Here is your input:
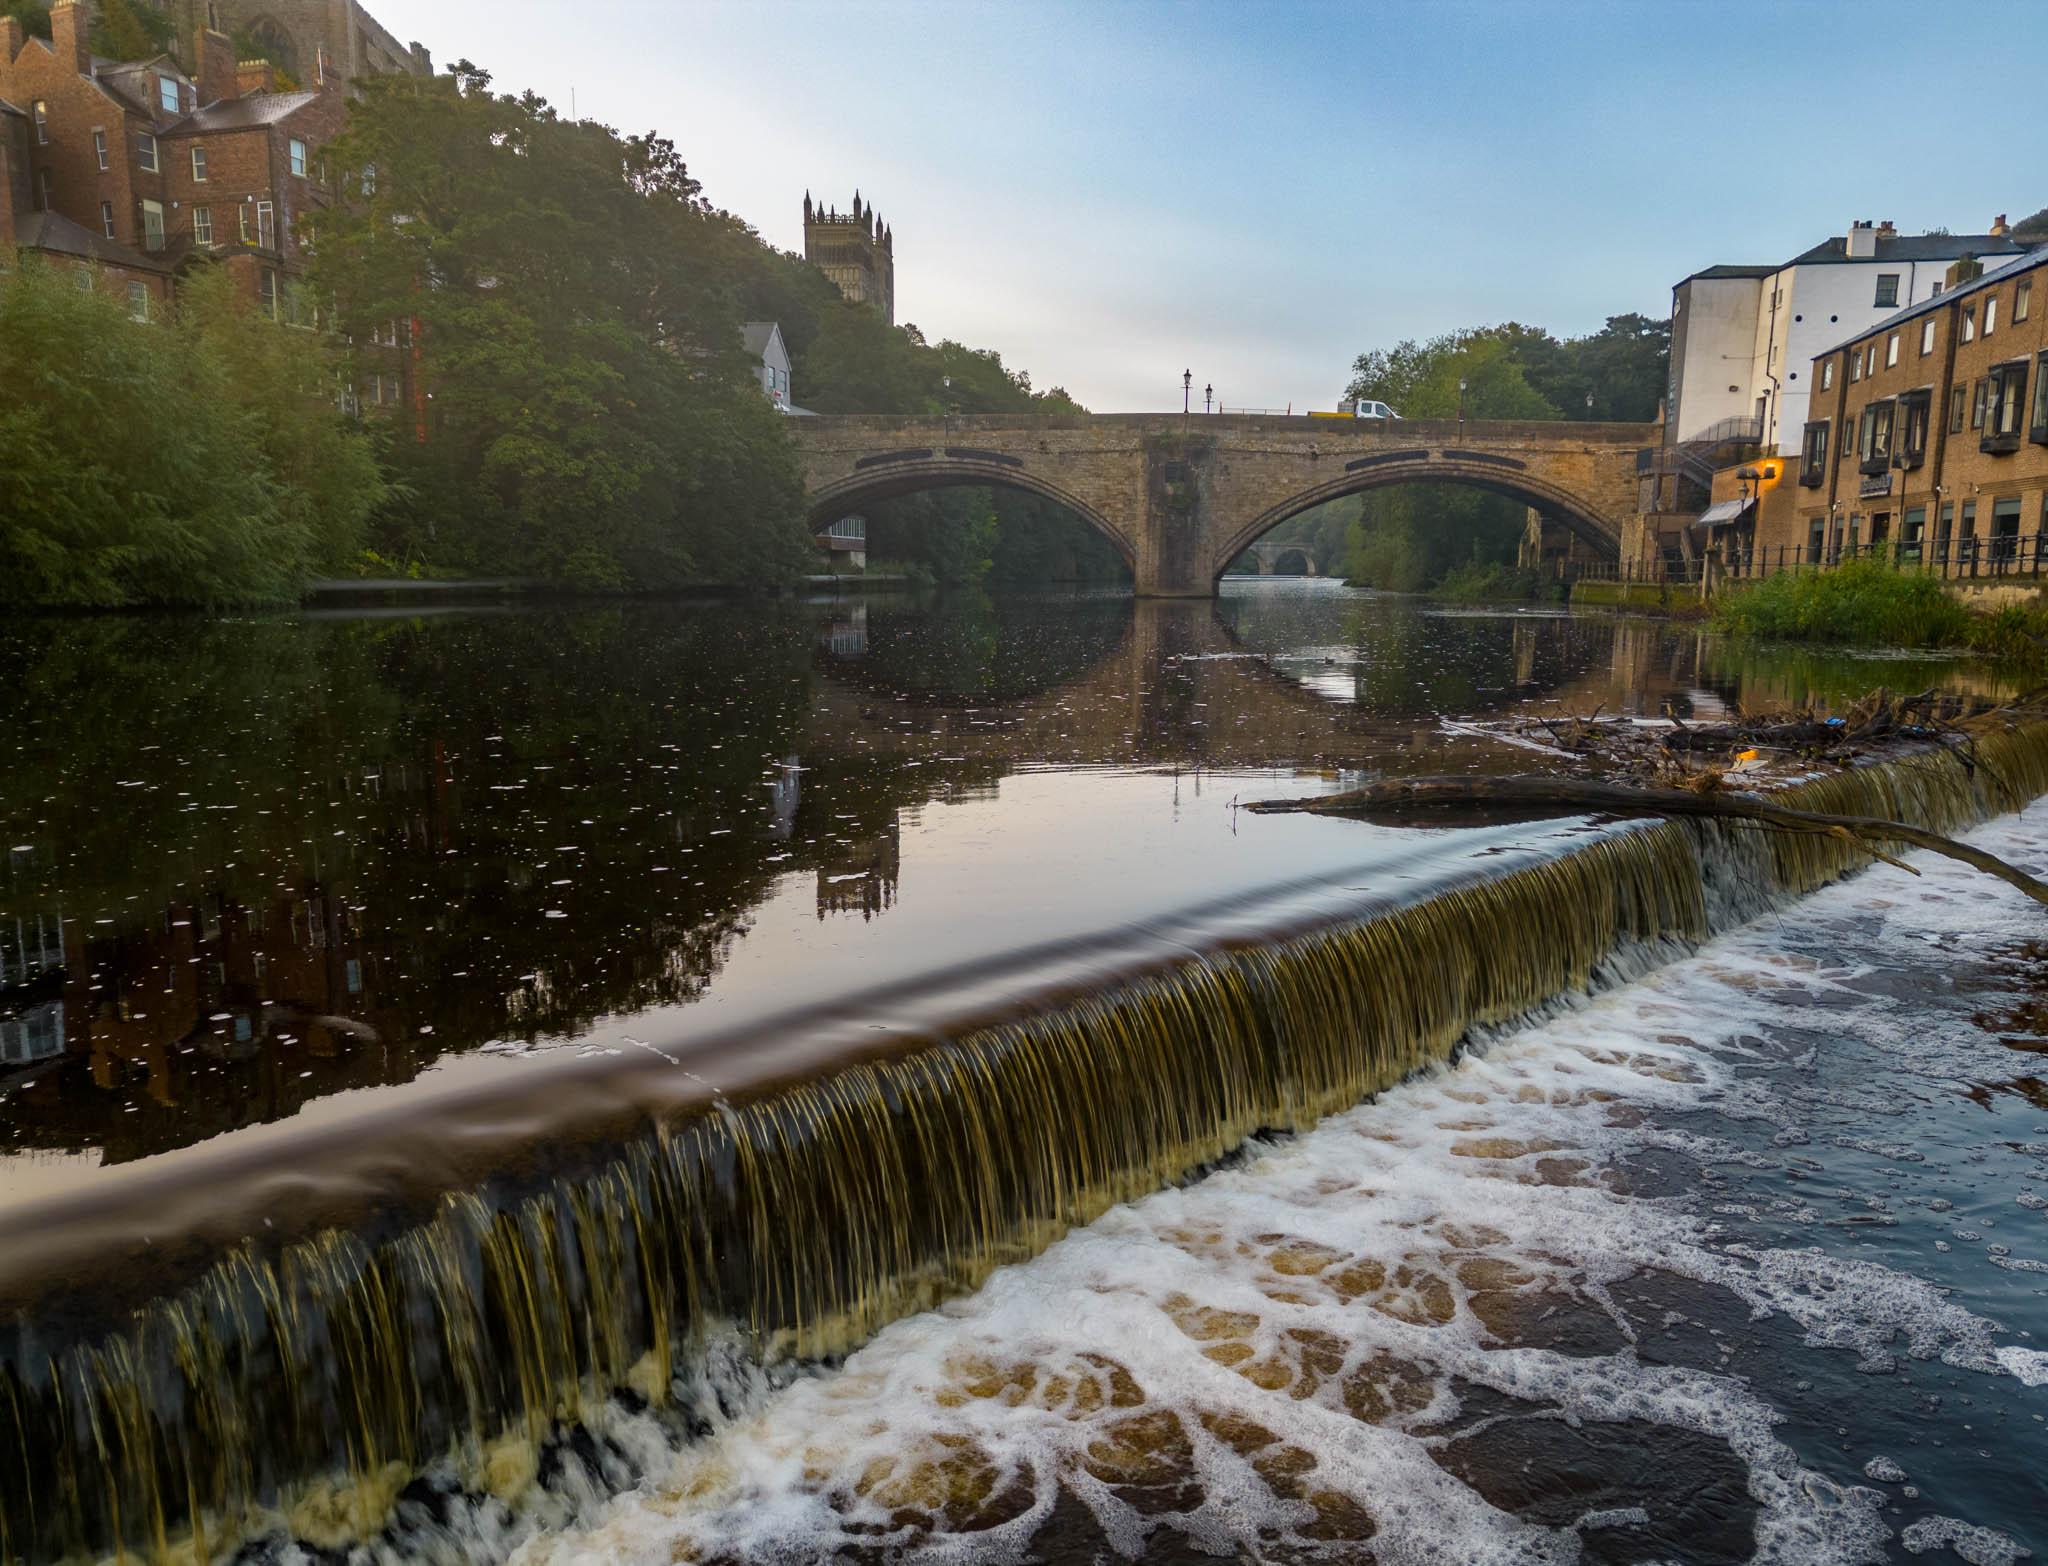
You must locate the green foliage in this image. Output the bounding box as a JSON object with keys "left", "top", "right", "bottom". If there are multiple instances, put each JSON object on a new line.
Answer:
{"left": 308, "top": 63, "right": 812, "bottom": 590}
{"left": 89, "top": 0, "right": 174, "bottom": 60}
{"left": 2013, "top": 207, "right": 2048, "bottom": 243}
{"left": 1961, "top": 603, "right": 2048, "bottom": 667}
{"left": 1344, "top": 485, "right": 1528, "bottom": 592}
{"left": 1345, "top": 330, "right": 1556, "bottom": 422}
{"left": 1711, "top": 560, "right": 1974, "bottom": 648}
{"left": 0, "top": 1, "right": 51, "bottom": 41}
{"left": 1434, "top": 562, "right": 1556, "bottom": 603}
{"left": 867, "top": 489, "right": 998, "bottom": 587}
{"left": 0, "top": 259, "right": 380, "bottom": 607}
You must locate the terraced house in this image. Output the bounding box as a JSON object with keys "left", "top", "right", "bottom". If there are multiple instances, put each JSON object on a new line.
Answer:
{"left": 1785, "top": 244, "right": 2048, "bottom": 575}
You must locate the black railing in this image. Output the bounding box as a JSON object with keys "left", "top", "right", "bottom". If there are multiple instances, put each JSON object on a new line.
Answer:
{"left": 1712, "top": 531, "right": 2048, "bottom": 582}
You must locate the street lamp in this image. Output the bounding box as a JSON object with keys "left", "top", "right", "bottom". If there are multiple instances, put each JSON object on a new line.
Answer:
{"left": 1182, "top": 369, "right": 1192, "bottom": 432}
{"left": 1585, "top": 392, "right": 1594, "bottom": 418}
{"left": 1205, "top": 383, "right": 1213, "bottom": 415}
{"left": 942, "top": 374, "right": 954, "bottom": 436}
{"left": 1457, "top": 376, "right": 1468, "bottom": 438}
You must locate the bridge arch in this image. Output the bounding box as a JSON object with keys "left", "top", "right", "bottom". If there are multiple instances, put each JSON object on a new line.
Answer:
{"left": 1212, "top": 456, "right": 1620, "bottom": 587}
{"left": 804, "top": 457, "right": 1134, "bottom": 569}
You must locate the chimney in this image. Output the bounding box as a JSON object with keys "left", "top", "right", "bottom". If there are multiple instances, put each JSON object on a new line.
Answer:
{"left": 1947, "top": 255, "right": 1984, "bottom": 289}
{"left": 237, "top": 59, "right": 279, "bottom": 95}
{"left": 1875, "top": 219, "right": 1896, "bottom": 240}
{"left": 1990, "top": 213, "right": 2010, "bottom": 238}
{"left": 0, "top": 13, "right": 23, "bottom": 66}
{"left": 1845, "top": 219, "right": 1877, "bottom": 260}
{"left": 50, "top": 0, "right": 90, "bottom": 74}
{"left": 197, "top": 27, "right": 237, "bottom": 104}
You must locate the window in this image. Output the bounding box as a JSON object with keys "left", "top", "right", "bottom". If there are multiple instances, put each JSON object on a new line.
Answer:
{"left": 238, "top": 204, "right": 249, "bottom": 243}
{"left": 1920, "top": 318, "right": 1936, "bottom": 356}
{"left": 1858, "top": 399, "right": 1895, "bottom": 471}
{"left": 2032, "top": 351, "right": 2048, "bottom": 442}
{"left": 1885, "top": 332, "right": 1900, "bottom": 368}
{"left": 1900, "top": 391, "right": 1931, "bottom": 468}
{"left": 159, "top": 75, "right": 181, "bottom": 115}
{"left": 258, "top": 268, "right": 278, "bottom": 319}
{"left": 290, "top": 138, "right": 308, "bottom": 178}
{"left": 1874, "top": 273, "right": 1900, "bottom": 308}
{"left": 137, "top": 132, "right": 158, "bottom": 173}
{"left": 1991, "top": 497, "right": 2022, "bottom": 562}
{"left": 191, "top": 145, "right": 207, "bottom": 182}
{"left": 32, "top": 101, "right": 47, "bottom": 144}
{"left": 1983, "top": 361, "right": 2028, "bottom": 450}
{"left": 361, "top": 164, "right": 377, "bottom": 195}
{"left": 139, "top": 199, "right": 164, "bottom": 251}
{"left": 1937, "top": 502, "right": 1954, "bottom": 557}
{"left": 99, "top": 200, "right": 114, "bottom": 239}
{"left": 1962, "top": 307, "right": 1976, "bottom": 343}
{"left": 2019, "top": 279, "right": 2033, "bottom": 324}
{"left": 256, "top": 200, "right": 275, "bottom": 250}
{"left": 1972, "top": 378, "right": 1988, "bottom": 429}
{"left": 1985, "top": 296, "right": 1999, "bottom": 336}
{"left": 1800, "top": 421, "right": 1829, "bottom": 486}
{"left": 127, "top": 282, "right": 149, "bottom": 322}
{"left": 94, "top": 129, "right": 109, "bottom": 169}
{"left": 1961, "top": 500, "right": 1976, "bottom": 541}
{"left": 1821, "top": 359, "right": 1835, "bottom": 391}
{"left": 72, "top": 268, "right": 92, "bottom": 293}
{"left": 192, "top": 205, "right": 212, "bottom": 246}
{"left": 35, "top": 168, "right": 50, "bottom": 211}
{"left": 1950, "top": 385, "right": 1967, "bottom": 433}
{"left": 1850, "top": 349, "right": 1863, "bottom": 383}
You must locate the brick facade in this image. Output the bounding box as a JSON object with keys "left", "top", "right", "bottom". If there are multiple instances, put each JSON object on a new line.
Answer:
{"left": 1793, "top": 247, "right": 2048, "bottom": 570}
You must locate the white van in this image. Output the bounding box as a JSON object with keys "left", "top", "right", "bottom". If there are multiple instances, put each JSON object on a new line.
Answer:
{"left": 1338, "top": 398, "right": 1402, "bottom": 420}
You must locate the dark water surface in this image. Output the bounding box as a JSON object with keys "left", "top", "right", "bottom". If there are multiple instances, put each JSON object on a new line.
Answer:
{"left": 2, "top": 582, "right": 2042, "bottom": 1564}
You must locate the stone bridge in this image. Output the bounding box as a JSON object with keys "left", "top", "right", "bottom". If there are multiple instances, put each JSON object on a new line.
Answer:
{"left": 791, "top": 413, "right": 1654, "bottom": 597}
{"left": 1236, "top": 540, "right": 1322, "bottom": 576}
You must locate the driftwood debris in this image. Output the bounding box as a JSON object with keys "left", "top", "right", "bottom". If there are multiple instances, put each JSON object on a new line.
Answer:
{"left": 1247, "top": 774, "right": 2048, "bottom": 908}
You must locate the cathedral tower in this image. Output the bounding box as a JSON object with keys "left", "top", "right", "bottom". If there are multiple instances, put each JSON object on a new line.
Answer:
{"left": 802, "top": 190, "right": 894, "bottom": 327}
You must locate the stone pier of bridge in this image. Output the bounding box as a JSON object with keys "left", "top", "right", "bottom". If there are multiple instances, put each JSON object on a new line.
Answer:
{"left": 791, "top": 413, "right": 1654, "bottom": 598}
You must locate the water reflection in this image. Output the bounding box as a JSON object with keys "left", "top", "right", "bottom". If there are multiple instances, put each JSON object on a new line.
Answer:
{"left": 0, "top": 585, "right": 2025, "bottom": 1183}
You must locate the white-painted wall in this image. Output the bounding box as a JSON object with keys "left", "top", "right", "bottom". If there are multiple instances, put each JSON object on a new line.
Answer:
{"left": 1669, "top": 275, "right": 1762, "bottom": 444}
{"left": 1678, "top": 251, "right": 2029, "bottom": 456}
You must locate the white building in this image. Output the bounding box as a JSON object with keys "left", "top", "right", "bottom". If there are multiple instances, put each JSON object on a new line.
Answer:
{"left": 741, "top": 320, "right": 796, "bottom": 411}
{"left": 1667, "top": 218, "right": 2029, "bottom": 456}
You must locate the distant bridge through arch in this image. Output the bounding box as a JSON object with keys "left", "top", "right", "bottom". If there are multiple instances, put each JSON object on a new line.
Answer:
{"left": 1234, "top": 541, "right": 1321, "bottom": 576}
{"left": 791, "top": 413, "right": 1653, "bottom": 598}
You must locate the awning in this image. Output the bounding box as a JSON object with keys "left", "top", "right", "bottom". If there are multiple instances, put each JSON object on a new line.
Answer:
{"left": 1696, "top": 497, "right": 1756, "bottom": 529}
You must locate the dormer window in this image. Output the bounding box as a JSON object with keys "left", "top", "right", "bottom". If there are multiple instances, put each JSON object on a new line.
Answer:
{"left": 159, "top": 76, "right": 180, "bottom": 115}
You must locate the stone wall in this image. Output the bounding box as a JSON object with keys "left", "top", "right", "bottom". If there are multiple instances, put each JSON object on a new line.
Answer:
{"left": 795, "top": 414, "right": 1653, "bottom": 598}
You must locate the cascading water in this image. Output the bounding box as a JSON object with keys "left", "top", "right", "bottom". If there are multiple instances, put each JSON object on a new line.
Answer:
{"left": 5, "top": 721, "right": 2046, "bottom": 1564}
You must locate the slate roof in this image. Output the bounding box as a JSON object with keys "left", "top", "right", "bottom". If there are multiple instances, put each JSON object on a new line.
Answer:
{"left": 170, "top": 90, "right": 321, "bottom": 134}
{"left": 741, "top": 320, "right": 785, "bottom": 359}
{"left": 15, "top": 210, "right": 172, "bottom": 273}
{"left": 1787, "top": 232, "right": 2028, "bottom": 267}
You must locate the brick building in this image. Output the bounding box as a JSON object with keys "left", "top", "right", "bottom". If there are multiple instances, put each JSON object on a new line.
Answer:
{"left": 1, "top": 0, "right": 344, "bottom": 315}
{"left": 1779, "top": 244, "right": 2048, "bottom": 570}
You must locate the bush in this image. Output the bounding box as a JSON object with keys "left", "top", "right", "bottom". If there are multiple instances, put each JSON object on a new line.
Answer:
{"left": 1712, "top": 559, "right": 1974, "bottom": 648}
{"left": 0, "top": 260, "right": 380, "bottom": 607}
{"left": 1434, "top": 562, "right": 1556, "bottom": 603}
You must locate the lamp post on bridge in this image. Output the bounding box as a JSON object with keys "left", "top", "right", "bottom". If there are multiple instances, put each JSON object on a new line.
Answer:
{"left": 1182, "top": 369, "right": 1192, "bottom": 433}
{"left": 1457, "top": 377, "right": 1468, "bottom": 440}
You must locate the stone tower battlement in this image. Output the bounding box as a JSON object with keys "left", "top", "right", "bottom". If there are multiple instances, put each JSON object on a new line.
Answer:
{"left": 803, "top": 190, "right": 894, "bottom": 327}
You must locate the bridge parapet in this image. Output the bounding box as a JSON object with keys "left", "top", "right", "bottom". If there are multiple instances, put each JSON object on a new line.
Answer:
{"left": 792, "top": 414, "right": 1655, "bottom": 597}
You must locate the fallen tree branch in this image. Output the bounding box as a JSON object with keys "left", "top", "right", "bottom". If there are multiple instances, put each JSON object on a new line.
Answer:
{"left": 1247, "top": 775, "right": 2048, "bottom": 908}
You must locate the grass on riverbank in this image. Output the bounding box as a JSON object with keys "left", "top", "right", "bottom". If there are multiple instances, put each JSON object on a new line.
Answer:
{"left": 1712, "top": 559, "right": 2048, "bottom": 666}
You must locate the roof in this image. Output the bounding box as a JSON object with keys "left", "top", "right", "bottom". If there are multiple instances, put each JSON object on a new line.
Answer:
{"left": 1820, "top": 242, "right": 2048, "bottom": 356}
{"left": 169, "top": 90, "right": 321, "bottom": 133}
{"left": 1786, "top": 232, "right": 2028, "bottom": 267}
{"left": 0, "top": 97, "right": 25, "bottom": 118}
{"left": 15, "top": 210, "right": 171, "bottom": 273}
{"left": 1677, "top": 230, "right": 2029, "bottom": 291}
{"left": 740, "top": 320, "right": 785, "bottom": 358}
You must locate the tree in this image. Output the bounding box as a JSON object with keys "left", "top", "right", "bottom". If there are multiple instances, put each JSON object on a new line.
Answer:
{"left": 0, "top": 259, "right": 378, "bottom": 606}
{"left": 2014, "top": 207, "right": 2048, "bottom": 243}
{"left": 307, "top": 63, "right": 812, "bottom": 588}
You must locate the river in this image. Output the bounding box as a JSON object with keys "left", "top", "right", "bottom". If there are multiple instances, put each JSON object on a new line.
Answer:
{"left": 0, "top": 581, "right": 2042, "bottom": 1564}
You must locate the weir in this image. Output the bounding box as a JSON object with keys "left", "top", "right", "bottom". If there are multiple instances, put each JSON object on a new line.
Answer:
{"left": 5, "top": 725, "right": 2047, "bottom": 1563}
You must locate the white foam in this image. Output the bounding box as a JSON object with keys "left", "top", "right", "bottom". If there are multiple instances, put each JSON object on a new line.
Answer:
{"left": 469, "top": 803, "right": 2048, "bottom": 1564}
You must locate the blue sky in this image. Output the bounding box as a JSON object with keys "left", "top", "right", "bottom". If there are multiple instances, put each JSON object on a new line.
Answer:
{"left": 380, "top": 0, "right": 2047, "bottom": 412}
